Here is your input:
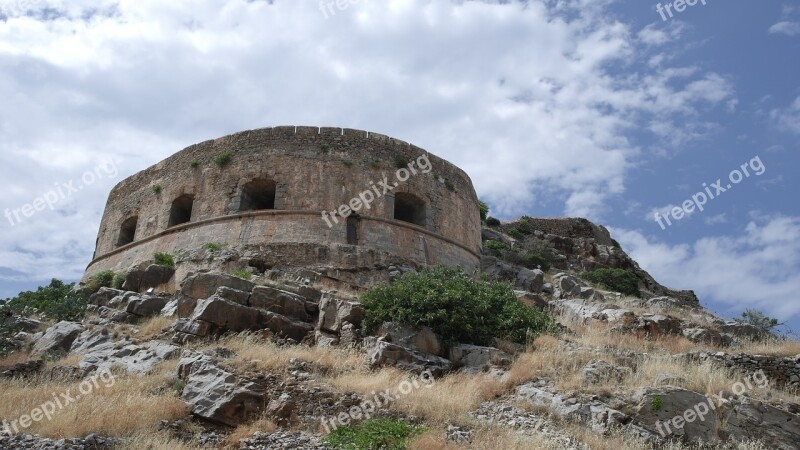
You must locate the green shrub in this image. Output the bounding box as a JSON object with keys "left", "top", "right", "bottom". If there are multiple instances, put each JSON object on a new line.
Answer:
{"left": 521, "top": 239, "right": 556, "bottom": 272}
{"left": 361, "top": 266, "right": 554, "bottom": 346}
{"left": 85, "top": 270, "right": 115, "bottom": 293}
{"left": 231, "top": 269, "right": 252, "bottom": 281}
{"left": 479, "top": 201, "right": 489, "bottom": 222}
{"left": 0, "top": 322, "right": 18, "bottom": 358}
{"left": 444, "top": 179, "right": 455, "bottom": 192}
{"left": 484, "top": 240, "right": 507, "bottom": 252}
{"left": 154, "top": 252, "right": 175, "bottom": 269}
{"left": 190, "top": 159, "right": 200, "bottom": 168}
{"left": 323, "top": 418, "right": 425, "bottom": 450}
{"left": 112, "top": 272, "right": 126, "bottom": 290}
{"left": 611, "top": 238, "right": 621, "bottom": 249}
{"left": 651, "top": 395, "right": 663, "bottom": 411}
{"left": 736, "top": 309, "right": 780, "bottom": 333}
{"left": 152, "top": 185, "right": 162, "bottom": 194}
{"left": 204, "top": 242, "right": 224, "bottom": 252}
{"left": 214, "top": 150, "right": 232, "bottom": 167}
{"left": 394, "top": 154, "right": 409, "bottom": 169}
{"left": 0, "top": 279, "right": 87, "bottom": 322}
{"left": 583, "top": 268, "right": 640, "bottom": 297}
{"left": 320, "top": 143, "right": 331, "bottom": 154}
{"left": 507, "top": 228, "right": 524, "bottom": 240}
{"left": 486, "top": 217, "right": 501, "bottom": 227}
{"left": 343, "top": 159, "right": 354, "bottom": 167}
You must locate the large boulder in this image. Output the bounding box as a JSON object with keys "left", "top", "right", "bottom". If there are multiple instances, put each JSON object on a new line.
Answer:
{"left": 631, "top": 386, "right": 800, "bottom": 448}
{"left": 80, "top": 340, "right": 180, "bottom": 374}
{"left": 718, "top": 322, "right": 771, "bottom": 342}
{"left": 262, "top": 312, "right": 314, "bottom": 342}
{"left": 190, "top": 296, "right": 261, "bottom": 332}
{"left": 552, "top": 273, "right": 582, "bottom": 298}
{"left": 177, "top": 351, "right": 264, "bottom": 426}
{"left": 122, "top": 263, "right": 175, "bottom": 292}
{"left": 177, "top": 272, "right": 255, "bottom": 317}
{"left": 376, "top": 322, "right": 442, "bottom": 356}
{"left": 88, "top": 287, "right": 125, "bottom": 307}
{"left": 682, "top": 328, "right": 727, "bottom": 347}
{"left": 70, "top": 328, "right": 113, "bottom": 354}
{"left": 516, "top": 384, "right": 630, "bottom": 433}
{"left": 317, "top": 296, "right": 364, "bottom": 333}
{"left": 516, "top": 268, "right": 544, "bottom": 293}
{"left": 552, "top": 300, "right": 614, "bottom": 324}
{"left": 449, "top": 344, "right": 512, "bottom": 370}
{"left": 250, "top": 286, "right": 310, "bottom": 322}
{"left": 31, "top": 321, "right": 85, "bottom": 357}
{"left": 3, "top": 315, "right": 42, "bottom": 332}
{"left": 635, "top": 314, "right": 682, "bottom": 337}
{"left": 369, "top": 341, "right": 452, "bottom": 376}
{"left": 125, "top": 295, "right": 170, "bottom": 317}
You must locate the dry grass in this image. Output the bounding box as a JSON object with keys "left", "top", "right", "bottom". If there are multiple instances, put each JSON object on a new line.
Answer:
{"left": 408, "top": 425, "right": 574, "bottom": 450}
{"left": 737, "top": 338, "right": 800, "bottom": 357}
{"left": 568, "top": 321, "right": 708, "bottom": 355}
{"left": 134, "top": 316, "right": 176, "bottom": 341}
{"left": 0, "top": 360, "right": 187, "bottom": 438}
{"left": 322, "top": 366, "right": 501, "bottom": 426}
{"left": 116, "top": 432, "right": 204, "bottom": 450}
{"left": 224, "top": 415, "right": 278, "bottom": 448}
{"left": 206, "top": 332, "right": 364, "bottom": 375}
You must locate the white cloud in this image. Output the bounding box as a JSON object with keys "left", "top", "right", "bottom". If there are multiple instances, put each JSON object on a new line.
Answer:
{"left": 613, "top": 215, "right": 800, "bottom": 322}
{"left": 704, "top": 213, "right": 727, "bottom": 225}
{"left": 770, "top": 96, "right": 800, "bottom": 135}
{"left": 0, "top": 0, "right": 740, "bottom": 286}
{"left": 768, "top": 21, "right": 800, "bottom": 36}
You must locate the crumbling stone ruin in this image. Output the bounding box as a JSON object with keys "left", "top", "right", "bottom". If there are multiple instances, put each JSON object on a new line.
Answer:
{"left": 81, "top": 126, "right": 481, "bottom": 291}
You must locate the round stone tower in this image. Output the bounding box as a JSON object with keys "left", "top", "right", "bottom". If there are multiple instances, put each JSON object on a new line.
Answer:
{"left": 82, "top": 126, "right": 482, "bottom": 291}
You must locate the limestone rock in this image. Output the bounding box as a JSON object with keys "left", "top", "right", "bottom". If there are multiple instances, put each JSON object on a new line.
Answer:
{"left": 682, "top": 328, "right": 726, "bottom": 346}
{"left": 31, "top": 321, "right": 85, "bottom": 357}
{"left": 317, "top": 296, "right": 364, "bottom": 333}
{"left": 369, "top": 340, "right": 452, "bottom": 376}
{"left": 122, "top": 263, "right": 175, "bottom": 292}
{"left": 70, "top": 328, "right": 112, "bottom": 354}
{"left": 125, "top": 295, "right": 170, "bottom": 317}
{"left": 250, "top": 286, "right": 310, "bottom": 322}
{"left": 190, "top": 296, "right": 261, "bottom": 332}
{"left": 376, "top": 322, "right": 442, "bottom": 356}
{"left": 449, "top": 344, "right": 512, "bottom": 370}
{"left": 177, "top": 272, "right": 255, "bottom": 317}
{"left": 176, "top": 351, "right": 264, "bottom": 426}
{"left": 80, "top": 340, "right": 180, "bottom": 374}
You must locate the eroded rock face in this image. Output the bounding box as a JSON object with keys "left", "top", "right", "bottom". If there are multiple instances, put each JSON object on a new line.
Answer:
{"left": 176, "top": 351, "right": 264, "bottom": 426}
{"left": 369, "top": 340, "right": 452, "bottom": 376}
{"left": 317, "top": 296, "right": 364, "bottom": 334}
{"left": 449, "top": 344, "right": 511, "bottom": 370}
{"left": 631, "top": 387, "right": 800, "bottom": 449}
{"left": 516, "top": 384, "right": 631, "bottom": 433}
{"left": 177, "top": 272, "right": 256, "bottom": 317}
{"left": 79, "top": 340, "right": 180, "bottom": 375}
{"left": 31, "top": 321, "right": 85, "bottom": 357}
{"left": 718, "top": 322, "right": 771, "bottom": 342}
{"left": 376, "top": 322, "right": 442, "bottom": 356}
{"left": 190, "top": 296, "right": 262, "bottom": 331}
{"left": 122, "top": 263, "right": 175, "bottom": 292}
{"left": 682, "top": 328, "right": 726, "bottom": 346}
{"left": 251, "top": 286, "right": 311, "bottom": 322}
{"left": 70, "top": 328, "right": 112, "bottom": 354}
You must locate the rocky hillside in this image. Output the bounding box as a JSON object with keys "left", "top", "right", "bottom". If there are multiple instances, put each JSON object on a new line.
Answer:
{"left": 1, "top": 217, "right": 799, "bottom": 450}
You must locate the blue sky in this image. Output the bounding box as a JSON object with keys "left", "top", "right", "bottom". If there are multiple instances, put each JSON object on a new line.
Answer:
{"left": 0, "top": 0, "right": 798, "bottom": 331}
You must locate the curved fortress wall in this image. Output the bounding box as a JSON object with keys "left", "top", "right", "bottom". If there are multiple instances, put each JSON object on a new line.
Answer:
{"left": 83, "top": 126, "right": 481, "bottom": 287}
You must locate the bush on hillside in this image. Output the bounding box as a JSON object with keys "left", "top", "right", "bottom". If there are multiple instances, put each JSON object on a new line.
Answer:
{"left": 0, "top": 279, "right": 87, "bottom": 322}
{"left": 323, "top": 418, "right": 425, "bottom": 450}
{"left": 582, "top": 268, "right": 640, "bottom": 297}
{"left": 736, "top": 309, "right": 780, "bottom": 333}
{"left": 360, "top": 266, "right": 554, "bottom": 346}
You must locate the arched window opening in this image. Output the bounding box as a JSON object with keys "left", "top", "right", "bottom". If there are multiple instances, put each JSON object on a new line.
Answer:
{"left": 240, "top": 179, "right": 276, "bottom": 211}
{"left": 117, "top": 216, "right": 138, "bottom": 247}
{"left": 394, "top": 193, "right": 426, "bottom": 228}
{"left": 168, "top": 194, "right": 194, "bottom": 227}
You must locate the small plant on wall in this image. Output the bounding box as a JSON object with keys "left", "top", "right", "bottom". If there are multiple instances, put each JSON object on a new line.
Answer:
{"left": 214, "top": 150, "right": 232, "bottom": 167}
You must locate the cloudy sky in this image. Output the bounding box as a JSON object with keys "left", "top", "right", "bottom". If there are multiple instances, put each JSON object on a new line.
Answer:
{"left": 0, "top": 0, "right": 798, "bottom": 330}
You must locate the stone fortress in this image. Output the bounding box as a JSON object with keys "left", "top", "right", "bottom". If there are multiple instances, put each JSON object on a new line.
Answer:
{"left": 82, "top": 126, "right": 482, "bottom": 291}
